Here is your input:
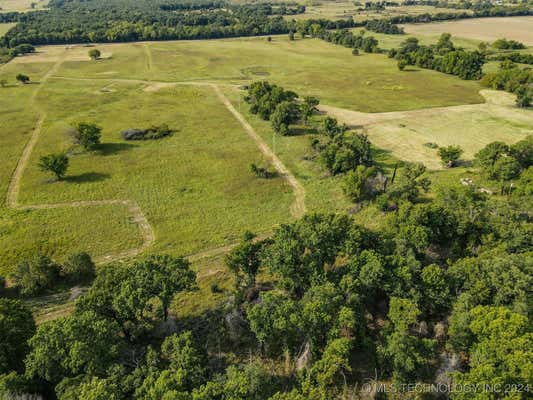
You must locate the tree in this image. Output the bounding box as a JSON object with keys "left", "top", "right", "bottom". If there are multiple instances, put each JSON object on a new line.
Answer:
{"left": 10, "top": 255, "right": 61, "bottom": 296}
{"left": 397, "top": 59, "right": 407, "bottom": 71}
{"left": 341, "top": 165, "right": 378, "bottom": 202}
{"left": 38, "top": 153, "right": 69, "bottom": 180}
{"left": 516, "top": 85, "right": 531, "bottom": 108}
{"left": 271, "top": 101, "right": 300, "bottom": 136}
{"left": 451, "top": 306, "right": 533, "bottom": 400}
{"left": 322, "top": 117, "right": 346, "bottom": 139}
{"left": 128, "top": 254, "right": 196, "bottom": 321}
{"left": 15, "top": 73, "right": 30, "bottom": 84}
{"left": 88, "top": 49, "right": 101, "bottom": 60}
{"left": 61, "top": 252, "right": 96, "bottom": 284}
{"left": 510, "top": 135, "right": 533, "bottom": 169}
{"left": 72, "top": 122, "right": 102, "bottom": 150}
{"left": 438, "top": 145, "right": 463, "bottom": 167}
{"left": 225, "top": 231, "right": 263, "bottom": 291}
{"left": 0, "top": 299, "right": 36, "bottom": 374}
{"left": 474, "top": 141, "right": 510, "bottom": 171}
{"left": 25, "top": 311, "right": 122, "bottom": 383}
{"left": 301, "top": 96, "right": 319, "bottom": 125}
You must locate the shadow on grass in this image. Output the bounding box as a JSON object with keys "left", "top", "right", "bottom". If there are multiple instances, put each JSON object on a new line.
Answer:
{"left": 65, "top": 172, "right": 110, "bottom": 183}
{"left": 97, "top": 142, "right": 137, "bottom": 156}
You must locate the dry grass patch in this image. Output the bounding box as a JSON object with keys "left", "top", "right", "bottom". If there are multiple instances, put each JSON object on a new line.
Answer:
{"left": 403, "top": 16, "right": 533, "bottom": 45}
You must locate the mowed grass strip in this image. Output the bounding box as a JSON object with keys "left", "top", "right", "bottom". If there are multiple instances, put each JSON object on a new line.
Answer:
{"left": 0, "top": 204, "right": 143, "bottom": 275}
{"left": 16, "top": 80, "right": 293, "bottom": 256}
{"left": 50, "top": 37, "right": 483, "bottom": 112}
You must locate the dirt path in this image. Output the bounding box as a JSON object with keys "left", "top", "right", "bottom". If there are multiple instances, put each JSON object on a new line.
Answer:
{"left": 6, "top": 59, "right": 306, "bottom": 266}
{"left": 143, "top": 43, "right": 153, "bottom": 73}
{"left": 211, "top": 84, "right": 307, "bottom": 218}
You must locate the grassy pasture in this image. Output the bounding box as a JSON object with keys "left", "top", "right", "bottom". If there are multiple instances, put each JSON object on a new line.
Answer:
{"left": 0, "top": 205, "right": 143, "bottom": 274}
{"left": 12, "top": 80, "right": 293, "bottom": 264}
{"left": 403, "top": 16, "right": 533, "bottom": 45}
{"left": 51, "top": 37, "right": 484, "bottom": 112}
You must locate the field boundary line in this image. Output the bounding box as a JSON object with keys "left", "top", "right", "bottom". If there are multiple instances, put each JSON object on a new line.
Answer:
{"left": 5, "top": 51, "right": 156, "bottom": 264}
{"left": 210, "top": 84, "right": 307, "bottom": 218}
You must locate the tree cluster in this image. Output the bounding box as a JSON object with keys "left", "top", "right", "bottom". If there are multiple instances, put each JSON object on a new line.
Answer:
{"left": 481, "top": 62, "right": 533, "bottom": 104}
{"left": 390, "top": 34, "right": 485, "bottom": 79}
{"left": 365, "top": 19, "right": 404, "bottom": 34}
{"left": 474, "top": 136, "right": 533, "bottom": 192}
{"left": 244, "top": 81, "right": 316, "bottom": 136}
{"left": 9, "top": 252, "right": 96, "bottom": 296}
{"left": 492, "top": 38, "right": 526, "bottom": 50}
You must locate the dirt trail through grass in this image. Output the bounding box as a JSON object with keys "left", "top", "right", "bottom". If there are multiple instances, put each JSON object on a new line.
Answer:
{"left": 210, "top": 84, "right": 307, "bottom": 218}
{"left": 5, "top": 52, "right": 156, "bottom": 264}
{"left": 6, "top": 63, "right": 306, "bottom": 266}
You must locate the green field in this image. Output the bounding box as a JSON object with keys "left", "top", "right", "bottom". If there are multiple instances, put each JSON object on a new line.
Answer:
{"left": 48, "top": 37, "right": 484, "bottom": 112}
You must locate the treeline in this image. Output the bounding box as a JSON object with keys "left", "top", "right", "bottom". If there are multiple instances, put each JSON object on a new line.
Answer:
{"left": 317, "top": 29, "right": 380, "bottom": 53}
{"left": 482, "top": 62, "right": 533, "bottom": 106}
{"left": 159, "top": 1, "right": 226, "bottom": 11}
{"left": 390, "top": 34, "right": 485, "bottom": 80}
{"left": 365, "top": 19, "right": 404, "bottom": 34}
{"left": 491, "top": 52, "right": 533, "bottom": 65}
{"left": 1, "top": 0, "right": 531, "bottom": 48}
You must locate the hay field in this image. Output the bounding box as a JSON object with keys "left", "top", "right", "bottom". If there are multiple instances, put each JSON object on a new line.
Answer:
{"left": 403, "top": 16, "right": 533, "bottom": 45}
{"left": 43, "top": 37, "right": 484, "bottom": 112}
{"left": 0, "top": 0, "right": 47, "bottom": 12}
{"left": 322, "top": 90, "right": 533, "bottom": 169}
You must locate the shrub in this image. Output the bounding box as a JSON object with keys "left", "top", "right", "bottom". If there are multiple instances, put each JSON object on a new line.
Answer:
{"left": 61, "top": 252, "right": 96, "bottom": 284}
{"left": 10, "top": 255, "right": 61, "bottom": 296}
{"left": 121, "top": 124, "right": 173, "bottom": 140}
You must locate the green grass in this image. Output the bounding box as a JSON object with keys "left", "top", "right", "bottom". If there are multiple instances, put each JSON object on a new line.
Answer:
{"left": 14, "top": 80, "right": 293, "bottom": 262}
{"left": 0, "top": 22, "right": 15, "bottom": 36}
{"left": 0, "top": 205, "right": 143, "bottom": 275}
{"left": 54, "top": 37, "right": 484, "bottom": 112}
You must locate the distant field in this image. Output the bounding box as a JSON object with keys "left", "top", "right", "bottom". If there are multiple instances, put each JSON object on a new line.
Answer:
{"left": 287, "top": 0, "right": 469, "bottom": 21}
{"left": 0, "top": 0, "right": 47, "bottom": 12}
{"left": 403, "top": 16, "right": 533, "bottom": 45}
{"left": 0, "top": 22, "right": 15, "bottom": 36}
{"left": 36, "top": 37, "right": 485, "bottom": 112}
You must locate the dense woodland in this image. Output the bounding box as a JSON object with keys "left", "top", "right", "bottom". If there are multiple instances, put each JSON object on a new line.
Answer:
{"left": 1, "top": 0, "right": 532, "bottom": 47}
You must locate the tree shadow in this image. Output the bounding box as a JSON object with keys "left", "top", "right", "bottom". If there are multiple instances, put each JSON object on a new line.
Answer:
{"left": 65, "top": 172, "right": 110, "bottom": 183}
{"left": 96, "top": 142, "right": 137, "bottom": 156}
